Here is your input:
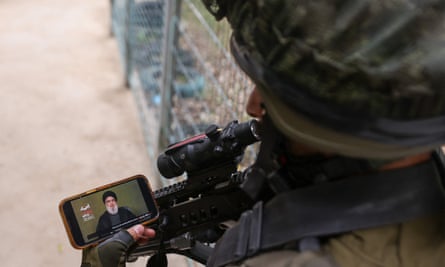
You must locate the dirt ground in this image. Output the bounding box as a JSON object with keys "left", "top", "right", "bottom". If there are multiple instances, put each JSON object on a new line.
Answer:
{"left": 0, "top": 0, "right": 191, "bottom": 266}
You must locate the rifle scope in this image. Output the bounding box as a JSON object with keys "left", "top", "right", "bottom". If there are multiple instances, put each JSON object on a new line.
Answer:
{"left": 157, "top": 120, "right": 261, "bottom": 178}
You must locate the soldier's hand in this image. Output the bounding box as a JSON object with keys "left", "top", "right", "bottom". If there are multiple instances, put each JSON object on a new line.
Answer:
{"left": 126, "top": 224, "right": 156, "bottom": 245}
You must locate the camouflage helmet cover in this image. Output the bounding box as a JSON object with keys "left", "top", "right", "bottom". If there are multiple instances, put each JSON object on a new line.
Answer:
{"left": 202, "top": 0, "right": 445, "bottom": 159}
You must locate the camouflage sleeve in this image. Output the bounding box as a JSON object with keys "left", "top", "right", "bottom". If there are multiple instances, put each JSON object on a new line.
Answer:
{"left": 81, "top": 245, "right": 101, "bottom": 267}
{"left": 81, "top": 231, "right": 135, "bottom": 267}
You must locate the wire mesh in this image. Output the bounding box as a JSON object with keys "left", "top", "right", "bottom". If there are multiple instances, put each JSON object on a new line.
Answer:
{"left": 128, "top": 0, "right": 164, "bottom": 108}
{"left": 112, "top": 0, "right": 256, "bottom": 171}
{"left": 110, "top": 1, "right": 256, "bottom": 265}
{"left": 170, "top": 0, "right": 254, "bottom": 141}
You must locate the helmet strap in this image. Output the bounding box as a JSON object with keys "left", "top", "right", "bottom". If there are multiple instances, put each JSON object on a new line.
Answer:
{"left": 241, "top": 115, "right": 292, "bottom": 201}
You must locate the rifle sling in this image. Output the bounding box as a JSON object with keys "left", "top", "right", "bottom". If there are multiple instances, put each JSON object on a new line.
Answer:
{"left": 206, "top": 159, "right": 445, "bottom": 267}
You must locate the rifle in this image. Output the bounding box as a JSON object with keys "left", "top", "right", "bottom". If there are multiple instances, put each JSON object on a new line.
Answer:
{"left": 127, "top": 120, "right": 261, "bottom": 266}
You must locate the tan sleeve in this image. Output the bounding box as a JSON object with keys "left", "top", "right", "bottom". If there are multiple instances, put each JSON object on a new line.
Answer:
{"left": 326, "top": 213, "right": 445, "bottom": 267}
{"left": 227, "top": 250, "right": 338, "bottom": 267}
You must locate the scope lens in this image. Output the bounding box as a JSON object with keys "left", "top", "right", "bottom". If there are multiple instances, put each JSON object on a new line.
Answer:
{"left": 157, "top": 153, "right": 184, "bottom": 178}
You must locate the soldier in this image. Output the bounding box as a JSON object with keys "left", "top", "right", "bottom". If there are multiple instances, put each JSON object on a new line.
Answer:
{"left": 203, "top": 1, "right": 445, "bottom": 266}
{"left": 82, "top": 1, "right": 445, "bottom": 266}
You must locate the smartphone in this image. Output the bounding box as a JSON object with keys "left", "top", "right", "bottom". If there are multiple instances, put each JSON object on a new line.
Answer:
{"left": 59, "top": 174, "right": 159, "bottom": 249}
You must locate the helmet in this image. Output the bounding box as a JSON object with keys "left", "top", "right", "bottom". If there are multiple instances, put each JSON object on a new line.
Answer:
{"left": 202, "top": 0, "right": 445, "bottom": 159}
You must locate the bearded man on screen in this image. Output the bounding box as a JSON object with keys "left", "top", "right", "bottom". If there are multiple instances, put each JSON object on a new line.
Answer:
{"left": 96, "top": 191, "right": 136, "bottom": 236}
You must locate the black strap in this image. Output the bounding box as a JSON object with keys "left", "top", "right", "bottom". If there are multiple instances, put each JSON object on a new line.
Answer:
{"left": 207, "top": 159, "right": 445, "bottom": 267}
{"left": 240, "top": 115, "right": 290, "bottom": 201}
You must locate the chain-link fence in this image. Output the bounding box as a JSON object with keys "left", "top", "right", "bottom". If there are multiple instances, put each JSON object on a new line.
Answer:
{"left": 111, "top": 1, "right": 255, "bottom": 265}
{"left": 111, "top": 0, "right": 254, "bottom": 175}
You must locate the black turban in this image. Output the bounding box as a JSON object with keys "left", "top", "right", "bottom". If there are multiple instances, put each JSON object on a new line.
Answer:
{"left": 102, "top": 190, "right": 117, "bottom": 203}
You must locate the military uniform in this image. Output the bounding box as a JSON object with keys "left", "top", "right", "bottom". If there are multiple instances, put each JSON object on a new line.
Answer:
{"left": 328, "top": 214, "right": 445, "bottom": 267}
{"left": 225, "top": 213, "right": 445, "bottom": 267}
{"left": 81, "top": 1, "right": 445, "bottom": 266}
{"left": 201, "top": 1, "right": 445, "bottom": 267}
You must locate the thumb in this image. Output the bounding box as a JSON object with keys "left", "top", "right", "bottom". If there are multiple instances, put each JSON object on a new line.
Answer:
{"left": 127, "top": 224, "right": 145, "bottom": 241}
{"left": 127, "top": 224, "right": 156, "bottom": 243}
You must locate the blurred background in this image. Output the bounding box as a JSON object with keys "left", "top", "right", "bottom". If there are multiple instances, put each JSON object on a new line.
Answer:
{"left": 0, "top": 0, "right": 252, "bottom": 266}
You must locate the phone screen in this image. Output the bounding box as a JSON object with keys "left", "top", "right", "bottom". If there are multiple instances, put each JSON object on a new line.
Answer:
{"left": 59, "top": 175, "right": 159, "bottom": 249}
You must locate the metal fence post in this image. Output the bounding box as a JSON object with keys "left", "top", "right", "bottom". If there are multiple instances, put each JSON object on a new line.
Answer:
{"left": 123, "top": 0, "right": 134, "bottom": 87}
{"left": 158, "top": 0, "right": 181, "bottom": 150}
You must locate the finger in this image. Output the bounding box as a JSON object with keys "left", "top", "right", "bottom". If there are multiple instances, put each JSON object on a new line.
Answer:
{"left": 136, "top": 227, "right": 156, "bottom": 245}
{"left": 143, "top": 228, "right": 156, "bottom": 238}
{"left": 127, "top": 224, "right": 145, "bottom": 241}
